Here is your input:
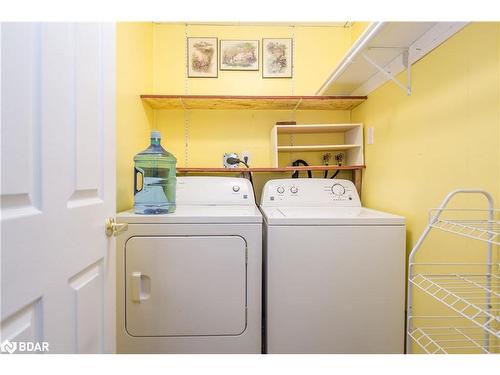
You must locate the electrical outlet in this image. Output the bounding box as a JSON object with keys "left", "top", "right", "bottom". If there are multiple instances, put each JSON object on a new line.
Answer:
{"left": 223, "top": 152, "right": 239, "bottom": 168}
{"left": 241, "top": 151, "right": 251, "bottom": 164}
{"left": 367, "top": 127, "right": 374, "bottom": 145}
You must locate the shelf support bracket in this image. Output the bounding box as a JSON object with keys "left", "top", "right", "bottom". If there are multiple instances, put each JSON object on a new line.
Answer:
{"left": 361, "top": 49, "right": 412, "bottom": 96}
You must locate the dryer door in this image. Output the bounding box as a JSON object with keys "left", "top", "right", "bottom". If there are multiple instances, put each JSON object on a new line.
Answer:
{"left": 125, "top": 236, "right": 247, "bottom": 337}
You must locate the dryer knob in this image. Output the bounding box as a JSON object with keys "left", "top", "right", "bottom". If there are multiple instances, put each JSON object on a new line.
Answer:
{"left": 290, "top": 186, "right": 299, "bottom": 194}
{"left": 277, "top": 186, "right": 285, "bottom": 194}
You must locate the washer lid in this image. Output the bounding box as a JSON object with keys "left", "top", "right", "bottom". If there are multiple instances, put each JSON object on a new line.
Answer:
{"left": 261, "top": 206, "right": 405, "bottom": 225}
{"left": 117, "top": 205, "right": 262, "bottom": 224}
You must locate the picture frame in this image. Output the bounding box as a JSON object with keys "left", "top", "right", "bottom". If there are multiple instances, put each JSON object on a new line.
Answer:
{"left": 187, "top": 37, "right": 218, "bottom": 78}
{"left": 220, "top": 40, "right": 259, "bottom": 71}
{"left": 262, "top": 38, "right": 293, "bottom": 78}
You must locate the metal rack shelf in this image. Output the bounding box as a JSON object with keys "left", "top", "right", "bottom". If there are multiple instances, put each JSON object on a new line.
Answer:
{"left": 406, "top": 190, "right": 500, "bottom": 354}
{"left": 410, "top": 270, "right": 499, "bottom": 338}
{"left": 408, "top": 325, "right": 497, "bottom": 354}
{"left": 428, "top": 210, "right": 500, "bottom": 246}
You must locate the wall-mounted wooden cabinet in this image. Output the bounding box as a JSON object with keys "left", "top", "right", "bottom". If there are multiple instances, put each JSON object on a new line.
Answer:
{"left": 270, "top": 123, "right": 364, "bottom": 167}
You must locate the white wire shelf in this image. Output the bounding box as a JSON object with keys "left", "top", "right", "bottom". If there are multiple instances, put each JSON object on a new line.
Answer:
{"left": 407, "top": 190, "right": 499, "bottom": 354}
{"left": 429, "top": 209, "right": 500, "bottom": 246}
{"left": 410, "top": 271, "right": 500, "bottom": 338}
{"left": 408, "top": 325, "right": 498, "bottom": 354}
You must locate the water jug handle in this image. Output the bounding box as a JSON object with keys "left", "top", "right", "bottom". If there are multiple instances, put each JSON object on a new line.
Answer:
{"left": 134, "top": 167, "right": 144, "bottom": 195}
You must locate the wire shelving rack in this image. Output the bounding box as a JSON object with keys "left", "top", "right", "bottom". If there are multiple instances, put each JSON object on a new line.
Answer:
{"left": 406, "top": 190, "right": 499, "bottom": 354}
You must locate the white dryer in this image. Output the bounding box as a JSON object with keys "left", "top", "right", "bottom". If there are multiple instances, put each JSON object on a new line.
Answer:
{"left": 260, "top": 178, "right": 406, "bottom": 353}
{"left": 116, "top": 177, "right": 262, "bottom": 353}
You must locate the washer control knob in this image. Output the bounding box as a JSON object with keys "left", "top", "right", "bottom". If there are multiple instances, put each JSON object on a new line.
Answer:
{"left": 277, "top": 186, "right": 285, "bottom": 194}
{"left": 290, "top": 186, "right": 299, "bottom": 194}
{"left": 331, "top": 183, "right": 345, "bottom": 195}
{"left": 232, "top": 185, "right": 240, "bottom": 192}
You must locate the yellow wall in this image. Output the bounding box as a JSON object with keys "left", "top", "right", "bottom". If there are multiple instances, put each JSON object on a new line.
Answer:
{"left": 352, "top": 22, "right": 500, "bottom": 352}
{"left": 352, "top": 22, "right": 499, "bottom": 253}
{"left": 153, "top": 24, "right": 355, "bottom": 201}
{"left": 115, "top": 21, "right": 500, "bottom": 351}
{"left": 152, "top": 24, "right": 351, "bottom": 95}
{"left": 117, "top": 22, "right": 500, "bottom": 230}
{"left": 116, "top": 22, "right": 154, "bottom": 212}
{"left": 116, "top": 23, "right": 356, "bottom": 209}
{"left": 350, "top": 22, "right": 370, "bottom": 44}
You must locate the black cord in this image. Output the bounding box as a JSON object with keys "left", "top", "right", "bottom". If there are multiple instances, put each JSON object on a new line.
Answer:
{"left": 330, "top": 169, "right": 340, "bottom": 179}
{"left": 291, "top": 159, "right": 312, "bottom": 178}
{"left": 227, "top": 157, "right": 257, "bottom": 202}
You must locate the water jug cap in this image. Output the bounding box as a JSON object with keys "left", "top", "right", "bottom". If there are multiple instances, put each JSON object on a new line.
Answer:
{"left": 151, "top": 130, "right": 161, "bottom": 139}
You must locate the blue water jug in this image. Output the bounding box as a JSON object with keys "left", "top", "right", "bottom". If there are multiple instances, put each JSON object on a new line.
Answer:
{"left": 134, "top": 131, "right": 177, "bottom": 214}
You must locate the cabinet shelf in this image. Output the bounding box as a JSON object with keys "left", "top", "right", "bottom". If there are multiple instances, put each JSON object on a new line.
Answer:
{"left": 271, "top": 123, "right": 364, "bottom": 167}
{"left": 277, "top": 144, "right": 361, "bottom": 153}
{"left": 140, "top": 94, "right": 366, "bottom": 111}
{"left": 276, "top": 123, "right": 360, "bottom": 134}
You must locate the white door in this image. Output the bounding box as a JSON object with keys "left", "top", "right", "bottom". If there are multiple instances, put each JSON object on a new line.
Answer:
{"left": 0, "top": 23, "right": 116, "bottom": 354}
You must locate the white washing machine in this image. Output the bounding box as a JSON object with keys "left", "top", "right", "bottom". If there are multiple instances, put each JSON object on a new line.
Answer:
{"left": 116, "top": 177, "right": 262, "bottom": 353}
{"left": 260, "top": 178, "right": 406, "bottom": 354}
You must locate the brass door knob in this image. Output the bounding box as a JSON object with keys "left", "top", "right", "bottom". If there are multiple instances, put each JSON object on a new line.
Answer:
{"left": 105, "top": 217, "right": 128, "bottom": 237}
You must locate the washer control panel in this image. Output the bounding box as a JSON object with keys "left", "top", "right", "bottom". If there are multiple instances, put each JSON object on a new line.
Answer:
{"left": 261, "top": 178, "right": 360, "bottom": 207}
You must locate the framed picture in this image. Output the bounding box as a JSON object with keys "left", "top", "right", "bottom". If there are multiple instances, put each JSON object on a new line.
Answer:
{"left": 220, "top": 40, "right": 259, "bottom": 71}
{"left": 262, "top": 38, "right": 293, "bottom": 78}
{"left": 187, "top": 37, "right": 218, "bottom": 78}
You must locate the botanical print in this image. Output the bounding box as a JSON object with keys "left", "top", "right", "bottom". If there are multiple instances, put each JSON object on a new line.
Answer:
{"left": 220, "top": 40, "right": 259, "bottom": 71}
{"left": 263, "top": 38, "right": 293, "bottom": 78}
{"left": 187, "top": 37, "right": 217, "bottom": 78}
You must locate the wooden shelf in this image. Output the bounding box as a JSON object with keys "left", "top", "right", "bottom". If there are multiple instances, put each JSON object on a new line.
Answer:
{"left": 176, "top": 165, "right": 365, "bottom": 173}
{"left": 177, "top": 165, "right": 365, "bottom": 195}
{"left": 277, "top": 144, "right": 361, "bottom": 152}
{"left": 141, "top": 95, "right": 366, "bottom": 111}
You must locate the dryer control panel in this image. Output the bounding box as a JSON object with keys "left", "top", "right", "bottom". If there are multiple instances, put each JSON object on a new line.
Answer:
{"left": 176, "top": 176, "right": 255, "bottom": 206}
{"left": 260, "top": 178, "right": 361, "bottom": 207}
